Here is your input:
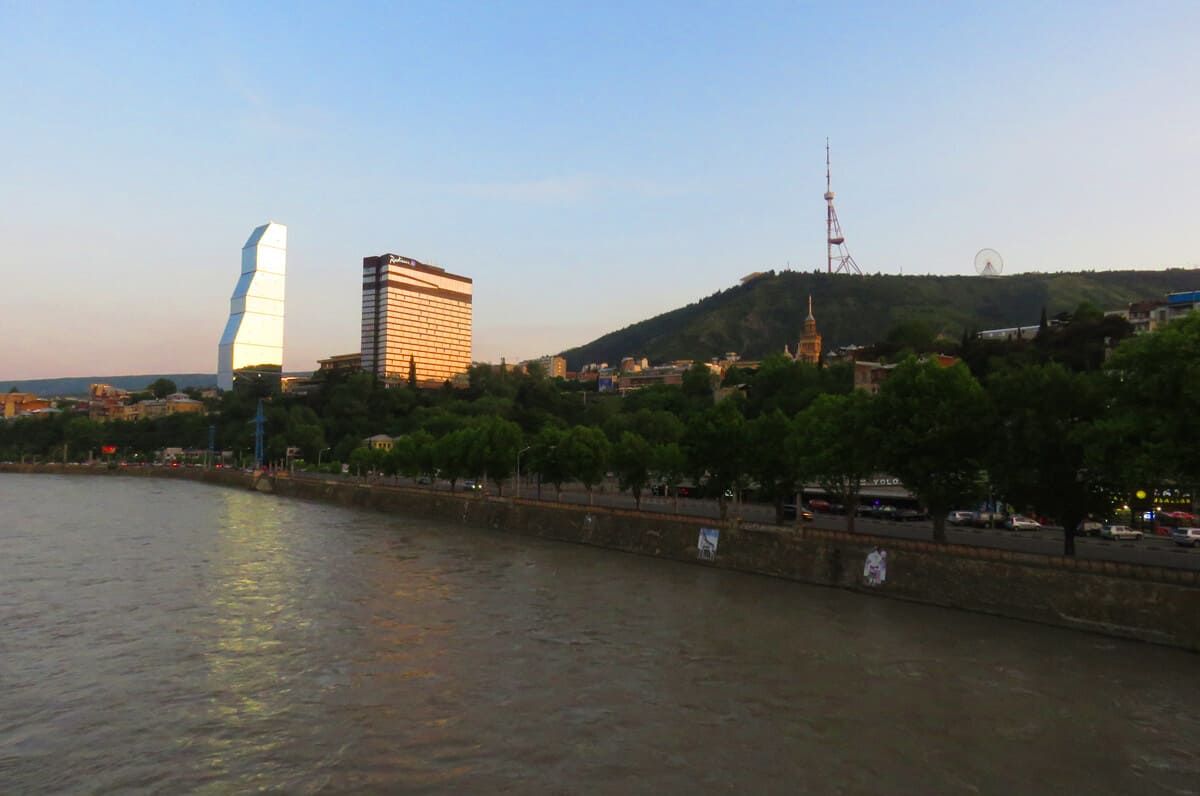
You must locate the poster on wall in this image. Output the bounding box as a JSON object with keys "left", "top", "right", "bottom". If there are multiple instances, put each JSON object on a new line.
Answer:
{"left": 863, "top": 547, "right": 888, "bottom": 586}
{"left": 697, "top": 527, "right": 719, "bottom": 560}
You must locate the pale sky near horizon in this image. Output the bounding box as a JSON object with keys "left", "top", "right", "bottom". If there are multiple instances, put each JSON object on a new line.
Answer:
{"left": 2, "top": 1, "right": 1198, "bottom": 380}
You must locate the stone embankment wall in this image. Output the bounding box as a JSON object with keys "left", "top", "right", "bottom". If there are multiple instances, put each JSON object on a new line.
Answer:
{"left": 8, "top": 464, "right": 1199, "bottom": 651}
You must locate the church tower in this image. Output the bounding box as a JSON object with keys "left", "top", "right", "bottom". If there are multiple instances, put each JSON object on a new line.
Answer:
{"left": 795, "top": 295, "right": 822, "bottom": 365}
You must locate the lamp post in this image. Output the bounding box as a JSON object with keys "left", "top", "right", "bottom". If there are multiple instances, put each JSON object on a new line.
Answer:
{"left": 516, "top": 446, "right": 532, "bottom": 499}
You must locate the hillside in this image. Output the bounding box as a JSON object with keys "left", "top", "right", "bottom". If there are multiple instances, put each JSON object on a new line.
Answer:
{"left": 560, "top": 269, "right": 1200, "bottom": 369}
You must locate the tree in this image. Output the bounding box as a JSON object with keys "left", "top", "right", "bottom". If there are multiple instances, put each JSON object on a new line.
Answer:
{"left": 683, "top": 398, "right": 748, "bottom": 520}
{"left": 348, "top": 445, "right": 373, "bottom": 477}
{"left": 433, "top": 428, "right": 474, "bottom": 492}
{"left": 559, "top": 425, "right": 610, "bottom": 505}
{"left": 148, "top": 378, "right": 177, "bottom": 398}
{"left": 530, "top": 425, "right": 569, "bottom": 501}
{"left": 681, "top": 363, "right": 715, "bottom": 407}
{"left": 744, "top": 354, "right": 821, "bottom": 419}
{"left": 1099, "top": 313, "right": 1200, "bottom": 508}
{"left": 986, "top": 363, "right": 1112, "bottom": 555}
{"left": 651, "top": 442, "right": 688, "bottom": 514}
{"left": 746, "top": 409, "right": 800, "bottom": 524}
{"left": 472, "top": 416, "right": 524, "bottom": 496}
{"left": 875, "top": 357, "right": 990, "bottom": 542}
{"left": 795, "top": 391, "right": 880, "bottom": 534}
{"left": 612, "top": 431, "right": 653, "bottom": 509}
{"left": 408, "top": 356, "right": 417, "bottom": 388}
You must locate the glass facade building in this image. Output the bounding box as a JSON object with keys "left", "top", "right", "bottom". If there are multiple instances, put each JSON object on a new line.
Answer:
{"left": 360, "top": 254, "right": 472, "bottom": 385}
{"left": 218, "top": 222, "right": 287, "bottom": 391}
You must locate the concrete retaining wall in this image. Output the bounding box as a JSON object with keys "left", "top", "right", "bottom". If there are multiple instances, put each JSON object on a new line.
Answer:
{"left": 7, "top": 464, "right": 1199, "bottom": 651}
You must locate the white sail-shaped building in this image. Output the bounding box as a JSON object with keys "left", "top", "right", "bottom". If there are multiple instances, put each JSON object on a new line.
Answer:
{"left": 218, "top": 222, "right": 287, "bottom": 390}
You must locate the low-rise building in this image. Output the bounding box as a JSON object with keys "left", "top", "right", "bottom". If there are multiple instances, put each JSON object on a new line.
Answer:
{"left": 616, "top": 365, "right": 688, "bottom": 394}
{"left": 976, "top": 325, "right": 1040, "bottom": 342}
{"left": 855, "top": 355, "right": 959, "bottom": 394}
{"left": 318, "top": 352, "right": 363, "bottom": 375}
{"left": 363, "top": 434, "right": 394, "bottom": 451}
{"left": 1, "top": 392, "right": 52, "bottom": 418}
{"left": 854, "top": 361, "right": 896, "bottom": 394}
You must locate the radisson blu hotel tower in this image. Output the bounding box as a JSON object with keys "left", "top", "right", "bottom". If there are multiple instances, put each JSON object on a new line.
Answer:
{"left": 218, "top": 222, "right": 287, "bottom": 391}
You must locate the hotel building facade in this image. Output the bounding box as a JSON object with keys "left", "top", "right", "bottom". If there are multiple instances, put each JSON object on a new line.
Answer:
{"left": 360, "top": 254, "right": 473, "bottom": 385}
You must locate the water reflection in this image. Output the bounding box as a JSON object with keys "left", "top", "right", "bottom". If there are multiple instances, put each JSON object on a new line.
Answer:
{"left": 193, "top": 489, "right": 300, "bottom": 788}
{"left": 1, "top": 475, "right": 1198, "bottom": 795}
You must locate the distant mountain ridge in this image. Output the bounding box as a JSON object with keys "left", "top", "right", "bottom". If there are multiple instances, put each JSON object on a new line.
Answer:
{"left": 4, "top": 372, "right": 319, "bottom": 397}
{"left": 559, "top": 269, "right": 1200, "bottom": 369}
{"left": 2, "top": 374, "right": 220, "bottom": 398}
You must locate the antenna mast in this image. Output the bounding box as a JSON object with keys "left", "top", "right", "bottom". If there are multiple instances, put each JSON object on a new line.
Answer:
{"left": 825, "top": 139, "right": 861, "bottom": 275}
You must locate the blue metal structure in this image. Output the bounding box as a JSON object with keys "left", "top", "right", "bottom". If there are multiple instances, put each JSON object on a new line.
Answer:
{"left": 254, "top": 399, "right": 265, "bottom": 469}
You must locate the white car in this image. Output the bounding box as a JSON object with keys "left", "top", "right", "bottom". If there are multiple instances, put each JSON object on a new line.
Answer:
{"left": 1170, "top": 527, "right": 1200, "bottom": 547}
{"left": 1005, "top": 515, "right": 1042, "bottom": 531}
{"left": 1099, "top": 524, "right": 1142, "bottom": 541}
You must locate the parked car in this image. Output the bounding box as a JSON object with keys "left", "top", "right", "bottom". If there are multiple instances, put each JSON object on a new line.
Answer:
{"left": 1099, "top": 524, "right": 1142, "bottom": 541}
{"left": 1076, "top": 519, "right": 1103, "bottom": 537}
{"left": 808, "top": 498, "right": 834, "bottom": 513}
{"left": 895, "top": 507, "right": 929, "bottom": 521}
{"left": 1005, "top": 515, "right": 1042, "bottom": 531}
{"left": 947, "top": 510, "right": 974, "bottom": 526}
{"left": 1170, "top": 527, "right": 1200, "bottom": 547}
{"left": 861, "top": 504, "right": 897, "bottom": 519}
{"left": 782, "top": 504, "right": 815, "bottom": 522}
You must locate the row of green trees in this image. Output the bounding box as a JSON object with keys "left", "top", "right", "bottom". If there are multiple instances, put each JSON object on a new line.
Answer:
{"left": 3, "top": 312, "right": 1196, "bottom": 557}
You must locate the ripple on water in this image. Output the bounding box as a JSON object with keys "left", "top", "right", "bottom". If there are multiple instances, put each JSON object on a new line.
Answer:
{"left": 1, "top": 474, "right": 1198, "bottom": 795}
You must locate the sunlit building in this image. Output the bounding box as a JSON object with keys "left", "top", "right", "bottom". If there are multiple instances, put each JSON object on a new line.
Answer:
{"left": 537, "top": 355, "right": 567, "bottom": 379}
{"left": 794, "top": 295, "right": 822, "bottom": 365}
{"left": 360, "top": 254, "right": 473, "bottom": 386}
{"left": 218, "top": 222, "right": 287, "bottom": 391}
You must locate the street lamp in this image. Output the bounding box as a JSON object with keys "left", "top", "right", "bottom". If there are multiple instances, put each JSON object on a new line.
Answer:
{"left": 516, "top": 446, "right": 532, "bottom": 499}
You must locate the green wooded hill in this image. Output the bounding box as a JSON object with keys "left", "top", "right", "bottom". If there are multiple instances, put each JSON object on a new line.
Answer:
{"left": 560, "top": 268, "right": 1200, "bottom": 368}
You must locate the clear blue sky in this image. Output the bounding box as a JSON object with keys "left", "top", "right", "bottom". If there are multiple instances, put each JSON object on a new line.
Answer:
{"left": 2, "top": 1, "right": 1198, "bottom": 379}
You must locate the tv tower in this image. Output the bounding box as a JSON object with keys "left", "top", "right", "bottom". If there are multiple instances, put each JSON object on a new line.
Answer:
{"left": 825, "top": 139, "right": 861, "bottom": 275}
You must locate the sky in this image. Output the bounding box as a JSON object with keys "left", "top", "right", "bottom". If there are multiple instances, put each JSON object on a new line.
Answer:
{"left": 2, "top": 1, "right": 1198, "bottom": 380}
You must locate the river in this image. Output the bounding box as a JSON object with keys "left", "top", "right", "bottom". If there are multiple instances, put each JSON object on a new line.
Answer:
{"left": 1, "top": 474, "right": 1197, "bottom": 794}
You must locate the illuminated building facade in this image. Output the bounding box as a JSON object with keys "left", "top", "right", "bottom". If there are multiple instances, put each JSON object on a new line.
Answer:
{"left": 218, "top": 222, "right": 287, "bottom": 391}
{"left": 360, "top": 254, "right": 472, "bottom": 385}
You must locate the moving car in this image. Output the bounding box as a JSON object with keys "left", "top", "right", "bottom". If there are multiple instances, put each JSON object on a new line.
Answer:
{"left": 972, "top": 510, "right": 1008, "bottom": 528}
{"left": 463, "top": 479, "right": 484, "bottom": 493}
{"left": 1005, "top": 515, "right": 1042, "bottom": 531}
{"left": 1076, "top": 519, "right": 1103, "bottom": 537}
{"left": 1099, "top": 524, "right": 1142, "bottom": 541}
{"left": 782, "top": 504, "right": 814, "bottom": 522}
{"left": 947, "top": 510, "right": 974, "bottom": 526}
{"left": 1170, "top": 527, "right": 1200, "bottom": 547}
